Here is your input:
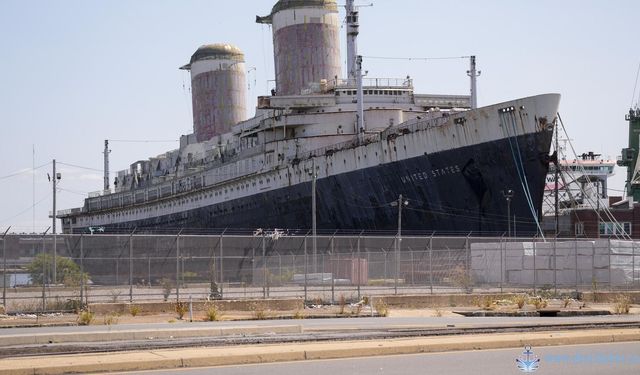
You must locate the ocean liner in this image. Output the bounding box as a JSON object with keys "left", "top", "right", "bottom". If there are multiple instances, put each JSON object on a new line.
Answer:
{"left": 59, "top": 0, "right": 561, "bottom": 236}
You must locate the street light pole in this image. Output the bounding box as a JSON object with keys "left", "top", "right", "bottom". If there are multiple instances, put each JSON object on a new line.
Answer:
{"left": 502, "top": 190, "right": 514, "bottom": 237}
{"left": 394, "top": 195, "right": 407, "bottom": 295}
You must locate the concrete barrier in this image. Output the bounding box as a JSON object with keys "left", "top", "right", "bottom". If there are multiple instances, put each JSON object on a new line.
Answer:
{"left": 1, "top": 328, "right": 638, "bottom": 375}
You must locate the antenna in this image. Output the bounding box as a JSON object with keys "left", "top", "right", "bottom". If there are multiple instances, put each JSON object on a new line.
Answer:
{"left": 345, "top": 1, "right": 372, "bottom": 81}
{"left": 467, "top": 56, "right": 481, "bottom": 109}
{"left": 346, "top": 0, "right": 358, "bottom": 80}
{"left": 103, "top": 140, "right": 111, "bottom": 191}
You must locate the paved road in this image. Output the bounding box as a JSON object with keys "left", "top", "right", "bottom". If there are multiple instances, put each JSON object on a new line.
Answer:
{"left": 115, "top": 342, "right": 640, "bottom": 375}
{"left": 3, "top": 314, "right": 639, "bottom": 336}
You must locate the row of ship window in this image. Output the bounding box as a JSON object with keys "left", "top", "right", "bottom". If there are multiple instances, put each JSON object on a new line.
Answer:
{"left": 82, "top": 172, "right": 297, "bottom": 223}
{"left": 337, "top": 90, "right": 405, "bottom": 96}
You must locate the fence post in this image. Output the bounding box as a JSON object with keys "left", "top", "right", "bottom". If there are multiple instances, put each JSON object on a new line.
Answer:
{"left": 80, "top": 235, "right": 84, "bottom": 306}
{"left": 500, "top": 235, "right": 504, "bottom": 293}
{"left": 2, "top": 231, "right": 7, "bottom": 308}
{"left": 176, "top": 232, "right": 181, "bottom": 302}
{"left": 429, "top": 234, "right": 434, "bottom": 294}
{"left": 553, "top": 236, "right": 557, "bottom": 295}
{"left": 591, "top": 241, "right": 596, "bottom": 292}
{"left": 330, "top": 235, "right": 335, "bottom": 305}
{"left": 633, "top": 241, "right": 637, "bottom": 287}
{"left": 129, "top": 233, "right": 134, "bottom": 303}
{"left": 608, "top": 238, "right": 612, "bottom": 290}
{"left": 533, "top": 240, "right": 537, "bottom": 295}
{"left": 41, "top": 230, "right": 48, "bottom": 312}
{"left": 304, "top": 234, "right": 308, "bottom": 302}
{"left": 357, "top": 233, "right": 361, "bottom": 301}
{"left": 410, "top": 248, "right": 414, "bottom": 286}
{"left": 575, "top": 240, "right": 578, "bottom": 295}
{"left": 262, "top": 233, "right": 267, "bottom": 299}
{"left": 219, "top": 230, "right": 225, "bottom": 298}
{"left": 147, "top": 256, "right": 151, "bottom": 287}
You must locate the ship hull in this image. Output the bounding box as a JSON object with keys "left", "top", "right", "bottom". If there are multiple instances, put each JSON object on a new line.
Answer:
{"left": 69, "top": 130, "right": 552, "bottom": 236}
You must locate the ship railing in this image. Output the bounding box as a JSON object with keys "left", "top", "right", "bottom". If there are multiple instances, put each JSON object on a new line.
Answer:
{"left": 380, "top": 115, "right": 450, "bottom": 140}
{"left": 335, "top": 77, "right": 413, "bottom": 89}
{"left": 291, "top": 133, "right": 381, "bottom": 162}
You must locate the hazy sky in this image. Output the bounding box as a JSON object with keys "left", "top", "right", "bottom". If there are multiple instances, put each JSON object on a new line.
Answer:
{"left": 1, "top": 0, "right": 638, "bottom": 233}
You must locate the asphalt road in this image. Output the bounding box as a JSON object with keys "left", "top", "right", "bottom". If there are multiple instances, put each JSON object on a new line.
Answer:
{"left": 3, "top": 314, "right": 640, "bottom": 336}
{"left": 114, "top": 342, "right": 640, "bottom": 375}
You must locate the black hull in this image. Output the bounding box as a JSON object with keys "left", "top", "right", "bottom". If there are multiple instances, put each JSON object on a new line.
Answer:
{"left": 68, "top": 130, "right": 553, "bottom": 236}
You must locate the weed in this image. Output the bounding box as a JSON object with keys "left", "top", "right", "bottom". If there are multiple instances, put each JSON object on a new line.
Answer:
{"left": 109, "top": 290, "right": 121, "bottom": 303}
{"left": 175, "top": 301, "right": 188, "bottom": 320}
{"left": 354, "top": 304, "right": 363, "bottom": 315}
{"left": 161, "top": 278, "right": 173, "bottom": 302}
{"left": 77, "top": 310, "right": 94, "bottom": 325}
{"left": 103, "top": 312, "right": 119, "bottom": 325}
{"left": 339, "top": 294, "right": 346, "bottom": 315}
{"left": 562, "top": 297, "right": 572, "bottom": 309}
{"left": 293, "top": 309, "right": 306, "bottom": 319}
{"left": 529, "top": 297, "right": 548, "bottom": 310}
{"left": 613, "top": 294, "right": 631, "bottom": 315}
{"left": 129, "top": 305, "right": 141, "bottom": 317}
{"left": 434, "top": 308, "right": 443, "bottom": 317}
{"left": 374, "top": 299, "right": 389, "bottom": 317}
{"left": 168, "top": 319, "right": 176, "bottom": 323}
{"left": 513, "top": 295, "right": 527, "bottom": 309}
{"left": 482, "top": 296, "right": 496, "bottom": 310}
{"left": 251, "top": 303, "right": 269, "bottom": 320}
{"left": 204, "top": 304, "right": 221, "bottom": 321}
{"left": 451, "top": 265, "right": 473, "bottom": 293}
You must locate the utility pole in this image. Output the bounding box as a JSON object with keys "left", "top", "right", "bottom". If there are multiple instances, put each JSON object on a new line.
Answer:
{"left": 467, "top": 56, "right": 481, "bottom": 109}
{"left": 51, "top": 160, "right": 60, "bottom": 284}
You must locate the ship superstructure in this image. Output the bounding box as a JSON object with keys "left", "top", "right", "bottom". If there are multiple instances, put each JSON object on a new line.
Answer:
{"left": 543, "top": 151, "right": 616, "bottom": 215}
{"left": 59, "top": 0, "right": 560, "bottom": 236}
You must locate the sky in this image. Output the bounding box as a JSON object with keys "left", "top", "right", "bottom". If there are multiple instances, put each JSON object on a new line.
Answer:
{"left": 1, "top": 0, "right": 638, "bottom": 234}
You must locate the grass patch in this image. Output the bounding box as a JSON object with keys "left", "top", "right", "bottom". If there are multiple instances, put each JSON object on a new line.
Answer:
{"left": 613, "top": 294, "right": 631, "bottom": 315}
{"left": 77, "top": 310, "right": 94, "bottom": 325}
{"left": 204, "top": 304, "right": 221, "bottom": 321}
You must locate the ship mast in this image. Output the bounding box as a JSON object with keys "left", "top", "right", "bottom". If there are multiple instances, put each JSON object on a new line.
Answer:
{"left": 103, "top": 140, "right": 110, "bottom": 191}
{"left": 346, "top": 0, "right": 365, "bottom": 134}
{"left": 346, "top": 0, "right": 359, "bottom": 81}
{"left": 467, "top": 56, "right": 481, "bottom": 109}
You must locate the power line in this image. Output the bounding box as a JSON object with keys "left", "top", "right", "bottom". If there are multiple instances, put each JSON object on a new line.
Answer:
{"left": 0, "top": 194, "right": 49, "bottom": 224}
{"left": 109, "top": 139, "right": 177, "bottom": 143}
{"left": 57, "top": 162, "right": 106, "bottom": 173}
{"left": 363, "top": 55, "right": 470, "bottom": 61}
{"left": 0, "top": 162, "right": 51, "bottom": 181}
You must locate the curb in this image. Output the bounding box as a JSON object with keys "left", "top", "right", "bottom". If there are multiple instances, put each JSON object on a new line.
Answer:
{"left": 0, "top": 325, "right": 302, "bottom": 347}
{"left": 0, "top": 328, "right": 638, "bottom": 374}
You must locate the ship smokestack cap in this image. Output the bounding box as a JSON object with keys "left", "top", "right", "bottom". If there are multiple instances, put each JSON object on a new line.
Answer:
{"left": 189, "top": 43, "right": 245, "bottom": 65}
{"left": 257, "top": 0, "right": 338, "bottom": 22}
{"left": 272, "top": 0, "right": 337, "bottom": 13}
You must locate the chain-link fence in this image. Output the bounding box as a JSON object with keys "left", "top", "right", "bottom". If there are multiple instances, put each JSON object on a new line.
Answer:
{"left": 1, "top": 233, "right": 639, "bottom": 312}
